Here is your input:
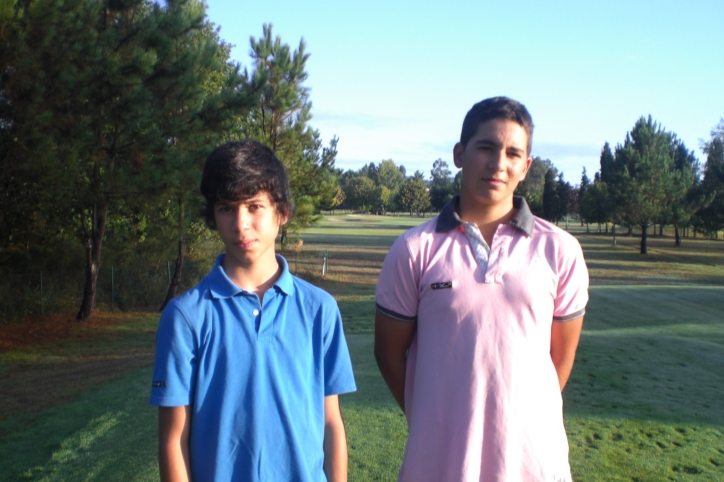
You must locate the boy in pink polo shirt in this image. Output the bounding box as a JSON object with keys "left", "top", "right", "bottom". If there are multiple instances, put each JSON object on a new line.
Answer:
{"left": 374, "top": 96, "right": 588, "bottom": 482}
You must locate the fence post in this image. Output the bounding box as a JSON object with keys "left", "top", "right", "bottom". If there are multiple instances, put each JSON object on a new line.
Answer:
{"left": 111, "top": 266, "right": 115, "bottom": 312}
{"left": 321, "top": 250, "right": 328, "bottom": 276}
{"left": 40, "top": 271, "right": 44, "bottom": 318}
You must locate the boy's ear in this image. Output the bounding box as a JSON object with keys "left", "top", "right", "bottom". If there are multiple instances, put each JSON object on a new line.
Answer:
{"left": 277, "top": 209, "right": 289, "bottom": 226}
{"left": 453, "top": 142, "right": 464, "bottom": 168}
{"left": 519, "top": 156, "right": 533, "bottom": 181}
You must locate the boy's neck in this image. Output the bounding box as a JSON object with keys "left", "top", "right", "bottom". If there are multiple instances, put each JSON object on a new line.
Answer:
{"left": 458, "top": 195, "right": 517, "bottom": 245}
{"left": 222, "top": 254, "right": 282, "bottom": 299}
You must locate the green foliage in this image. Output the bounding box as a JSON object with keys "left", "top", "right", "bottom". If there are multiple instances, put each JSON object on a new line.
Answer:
{"left": 374, "top": 159, "right": 405, "bottom": 194}
{"left": 340, "top": 159, "right": 411, "bottom": 213}
{"left": 694, "top": 120, "right": 724, "bottom": 235}
{"left": 429, "top": 158, "right": 454, "bottom": 210}
{"left": 397, "top": 177, "right": 430, "bottom": 216}
{"left": 515, "top": 156, "right": 553, "bottom": 215}
{"left": 0, "top": 0, "right": 258, "bottom": 318}
{"left": 591, "top": 117, "right": 698, "bottom": 253}
{"left": 542, "top": 168, "right": 559, "bottom": 221}
{"left": 345, "top": 175, "right": 376, "bottom": 212}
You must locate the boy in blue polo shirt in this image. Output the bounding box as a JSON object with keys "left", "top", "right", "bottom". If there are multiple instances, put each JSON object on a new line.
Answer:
{"left": 150, "top": 140, "right": 357, "bottom": 482}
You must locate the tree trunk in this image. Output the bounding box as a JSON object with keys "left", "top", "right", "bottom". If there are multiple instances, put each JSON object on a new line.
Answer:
{"left": 280, "top": 227, "right": 287, "bottom": 248}
{"left": 659, "top": 224, "right": 663, "bottom": 236}
{"left": 76, "top": 199, "right": 108, "bottom": 321}
{"left": 674, "top": 226, "right": 681, "bottom": 246}
{"left": 605, "top": 223, "right": 608, "bottom": 235}
{"left": 612, "top": 224, "right": 617, "bottom": 246}
{"left": 640, "top": 222, "right": 648, "bottom": 254}
{"left": 628, "top": 226, "right": 633, "bottom": 236}
{"left": 160, "top": 199, "right": 186, "bottom": 311}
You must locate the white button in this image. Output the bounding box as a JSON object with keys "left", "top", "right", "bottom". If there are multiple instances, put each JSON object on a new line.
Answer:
{"left": 252, "top": 309, "right": 259, "bottom": 316}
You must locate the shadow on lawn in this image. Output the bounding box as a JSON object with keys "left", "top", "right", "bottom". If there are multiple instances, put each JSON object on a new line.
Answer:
{"left": 565, "top": 329, "right": 724, "bottom": 429}
{"left": 566, "top": 287, "right": 724, "bottom": 429}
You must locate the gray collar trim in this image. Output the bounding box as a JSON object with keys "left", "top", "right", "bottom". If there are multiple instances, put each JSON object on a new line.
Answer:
{"left": 435, "top": 195, "right": 535, "bottom": 237}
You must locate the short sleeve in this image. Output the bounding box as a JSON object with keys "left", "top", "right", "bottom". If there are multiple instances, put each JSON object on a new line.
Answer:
{"left": 149, "top": 302, "right": 197, "bottom": 406}
{"left": 322, "top": 303, "right": 357, "bottom": 396}
{"left": 375, "top": 235, "right": 420, "bottom": 321}
{"left": 553, "top": 237, "right": 589, "bottom": 322}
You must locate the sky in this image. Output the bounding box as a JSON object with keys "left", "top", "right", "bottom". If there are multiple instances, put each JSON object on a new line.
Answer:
{"left": 204, "top": 0, "right": 724, "bottom": 184}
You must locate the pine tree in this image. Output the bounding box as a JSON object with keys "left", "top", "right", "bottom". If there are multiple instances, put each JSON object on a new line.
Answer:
{"left": 694, "top": 120, "right": 724, "bottom": 235}
{"left": 429, "top": 159, "right": 454, "bottom": 210}
{"left": 244, "top": 24, "right": 339, "bottom": 244}
{"left": 613, "top": 116, "right": 678, "bottom": 254}
{"left": 542, "top": 169, "right": 559, "bottom": 222}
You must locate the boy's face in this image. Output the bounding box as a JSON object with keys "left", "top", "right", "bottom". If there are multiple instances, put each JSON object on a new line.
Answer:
{"left": 214, "top": 192, "right": 287, "bottom": 273}
{"left": 453, "top": 119, "right": 532, "bottom": 211}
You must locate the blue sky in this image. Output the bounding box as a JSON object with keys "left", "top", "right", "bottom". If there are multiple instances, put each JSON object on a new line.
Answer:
{"left": 205, "top": 0, "right": 724, "bottom": 184}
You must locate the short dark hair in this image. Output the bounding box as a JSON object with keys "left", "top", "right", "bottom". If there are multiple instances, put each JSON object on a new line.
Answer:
{"left": 459, "top": 96, "right": 534, "bottom": 154}
{"left": 200, "top": 140, "right": 293, "bottom": 229}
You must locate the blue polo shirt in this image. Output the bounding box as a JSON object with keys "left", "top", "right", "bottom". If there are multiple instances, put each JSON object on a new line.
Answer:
{"left": 150, "top": 254, "right": 357, "bottom": 482}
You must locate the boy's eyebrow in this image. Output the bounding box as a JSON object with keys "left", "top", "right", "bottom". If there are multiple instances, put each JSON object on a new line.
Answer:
{"left": 215, "top": 196, "right": 270, "bottom": 206}
{"left": 473, "top": 139, "right": 526, "bottom": 154}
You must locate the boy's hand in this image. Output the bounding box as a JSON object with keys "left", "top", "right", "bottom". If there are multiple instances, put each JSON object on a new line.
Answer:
{"left": 159, "top": 405, "right": 192, "bottom": 482}
{"left": 323, "top": 395, "right": 348, "bottom": 482}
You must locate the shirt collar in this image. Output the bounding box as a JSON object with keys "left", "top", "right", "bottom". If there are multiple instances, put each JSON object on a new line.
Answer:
{"left": 435, "top": 195, "right": 535, "bottom": 237}
{"left": 208, "top": 254, "right": 294, "bottom": 299}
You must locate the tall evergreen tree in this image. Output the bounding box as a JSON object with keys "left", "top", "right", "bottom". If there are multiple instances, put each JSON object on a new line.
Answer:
{"left": 0, "top": 0, "right": 253, "bottom": 319}
{"left": 694, "top": 120, "right": 724, "bottom": 234}
{"left": 613, "top": 116, "right": 677, "bottom": 254}
{"left": 151, "top": 7, "right": 257, "bottom": 310}
{"left": 661, "top": 139, "right": 712, "bottom": 246}
{"left": 515, "top": 156, "right": 553, "bottom": 215}
{"left": 542, "top": 169, "right": 559, "bottom": 222}
{"left": 243, "top": 24, "right": 339, "bottom": 243}
{"left": 429, "top": 159, "right": 454, "bottom": 210}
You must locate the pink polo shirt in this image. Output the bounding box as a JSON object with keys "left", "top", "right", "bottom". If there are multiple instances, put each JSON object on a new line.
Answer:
{"left": 375, "top": 196, "right": 588, "bottom": 482}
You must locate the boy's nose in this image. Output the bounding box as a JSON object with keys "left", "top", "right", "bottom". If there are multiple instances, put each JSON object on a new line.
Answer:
{"left": 234, "top": 209, "right": 251, "bottom": 230}
{"left": 488, "top": 151, "right": 505, "bottom": 170}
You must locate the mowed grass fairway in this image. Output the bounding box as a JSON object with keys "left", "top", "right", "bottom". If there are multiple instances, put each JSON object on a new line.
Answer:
{"left": 0, "top": 215, "right": 723, "bottom": 481}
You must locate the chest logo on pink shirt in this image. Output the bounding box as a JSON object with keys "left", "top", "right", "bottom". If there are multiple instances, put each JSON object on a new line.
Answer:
{"left": 431, "top": 281, "right": 453, "bottom": 290}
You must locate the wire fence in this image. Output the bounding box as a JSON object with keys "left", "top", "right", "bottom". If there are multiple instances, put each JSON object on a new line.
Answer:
{"left": 0, "top": 258, "right": 215, "bottom": 323}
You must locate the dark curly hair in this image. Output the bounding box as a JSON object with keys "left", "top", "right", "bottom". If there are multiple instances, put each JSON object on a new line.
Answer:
{"left": 200, "top": 140, "right": 293, "bottom": 229}
{"left": 459, "top": 96, "right": 534, "bottom": 154}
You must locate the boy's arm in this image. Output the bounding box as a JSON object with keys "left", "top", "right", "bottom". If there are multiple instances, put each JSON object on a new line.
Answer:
{"left": 374, "top": 310, "right": 416, "bottom": 412}
{"left": 159, "top": 405, "right": 192, "bottom": 482}
{"left": 323, "top": 395, "right": 348, "bottom": 482}
{"left": 550, "top": 316, "right": 584, "bottom": 391}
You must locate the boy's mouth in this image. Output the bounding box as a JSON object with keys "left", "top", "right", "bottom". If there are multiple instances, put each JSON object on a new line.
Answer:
{"left": 236, "top": 239, "right": 256, "bottom": 249}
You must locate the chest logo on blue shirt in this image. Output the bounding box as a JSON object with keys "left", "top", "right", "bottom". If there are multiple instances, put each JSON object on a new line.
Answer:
{"left": 152, "top": 381, "right": 166, "bottom": 388}
{"left": 431, "top": 281, "right": 453, "bottom": 290}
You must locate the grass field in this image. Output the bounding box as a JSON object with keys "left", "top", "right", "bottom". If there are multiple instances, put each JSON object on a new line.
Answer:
{"left": 1, "top": 215, "right": 723, "bottom": 481}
